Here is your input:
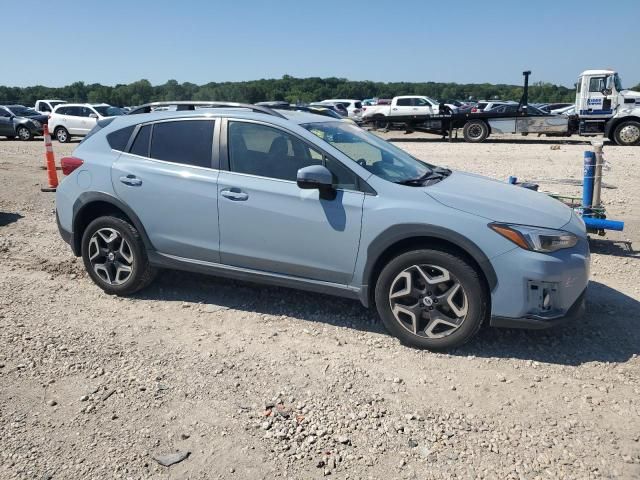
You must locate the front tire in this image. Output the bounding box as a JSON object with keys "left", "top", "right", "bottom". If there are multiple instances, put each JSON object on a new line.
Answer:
{"left": 613, "top": 120, "right": 640, "bottom": 146}
{"left": 16, "top": 126, "right": 32, "bottom": 141}
{"left": 55, "top": 126, "right": 70, "bottom": 143}
{"left": 81, "top": 216, "right": 157, "bottom": 295}
{"left": 374, "top": 249, "right": 487, "bottom": 350}
{"left": 463, "top": 120, "right": 489, "bottom": 142}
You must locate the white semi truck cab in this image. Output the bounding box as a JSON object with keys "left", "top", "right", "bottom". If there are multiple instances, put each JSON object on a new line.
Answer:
{"left": 576, "top": 69, "right": 640, "bottom": 145}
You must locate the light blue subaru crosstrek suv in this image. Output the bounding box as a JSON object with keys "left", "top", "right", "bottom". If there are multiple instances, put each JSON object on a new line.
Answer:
{"left": 55, "top": 101, "right": 589, "bottom": 350}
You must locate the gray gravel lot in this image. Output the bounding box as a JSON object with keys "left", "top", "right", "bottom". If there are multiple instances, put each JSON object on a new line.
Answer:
{"left": 1, "top": 133, "right": 639, "bottom": 479}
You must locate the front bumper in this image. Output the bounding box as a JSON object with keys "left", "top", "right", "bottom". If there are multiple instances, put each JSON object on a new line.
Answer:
{"left": 490, "top": 289, "right": 586, "bottom": 329}
{"left": 487, "top": 236, "right": 590, "bottom": 329}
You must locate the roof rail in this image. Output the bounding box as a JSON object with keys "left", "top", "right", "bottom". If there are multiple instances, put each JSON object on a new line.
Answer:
{"left": 127, "top": 101, "right": 287, "bottom": 119}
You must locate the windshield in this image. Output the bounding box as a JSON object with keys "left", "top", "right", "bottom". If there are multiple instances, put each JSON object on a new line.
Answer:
{"left": 302, "top": 121, "right": 434, "bottom": 183}
{"left": 8, "top": 106, "right": 39, "bottom": 116}
{"left": 93, "top": 106, "right": 124, "bottom": 117}
{"left": 614, "top": 73, "right": 623, "bottom": 91}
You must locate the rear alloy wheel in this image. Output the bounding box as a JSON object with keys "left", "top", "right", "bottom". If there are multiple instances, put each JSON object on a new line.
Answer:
{"left": 375, "top": 249, "right": 487, "bottom": 350}
{"left": 55, "top": 127, "right": 70, "bottom": 143}
{"left": 16, "top": 126, "right": 32, "bottom": 141}
{"left": 613, "top": 120, "right": 640, "bottom": 146}
{"left": 463, "top": 120, "right": 489, "bottom": 142}
{"left": 81, "top": 216, "right": 157, "bottom": 295}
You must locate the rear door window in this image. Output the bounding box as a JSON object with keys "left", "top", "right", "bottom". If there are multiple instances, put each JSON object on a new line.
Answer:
{"left": 150, "top": 120, "right": 215, "bottom": 168}
{"left": 396, "top": 98, "right": 412, "bottom": 106}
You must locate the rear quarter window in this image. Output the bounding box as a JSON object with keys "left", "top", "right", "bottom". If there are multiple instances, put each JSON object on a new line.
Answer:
{"left": 106, "top": 125, "right": 135, "bottom": 150}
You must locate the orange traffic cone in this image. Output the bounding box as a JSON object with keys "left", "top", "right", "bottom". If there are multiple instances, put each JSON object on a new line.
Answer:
{"left": 41, "top": 124, "right": 59, "bottom": 192}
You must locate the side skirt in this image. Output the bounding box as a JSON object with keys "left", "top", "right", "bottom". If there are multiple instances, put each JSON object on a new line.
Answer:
{"left": 148, "top": 251, "right": 364, "bottom": 303}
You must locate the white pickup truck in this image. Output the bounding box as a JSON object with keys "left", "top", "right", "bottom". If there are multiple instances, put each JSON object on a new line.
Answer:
{"left": 362, "top": 96, "right": 455, "bottom": 127}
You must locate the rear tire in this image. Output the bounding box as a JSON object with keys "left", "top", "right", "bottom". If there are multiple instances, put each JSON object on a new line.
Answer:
{"left": 81, "top": 215, "right": 157, "bottom": 295}
{"left": 463, "top": 120, "right": 489, "bottom": 142}
{"left": 374, "top": 115, "right": 389, "bottom": 130}
{"left": 374, "top": 248, "right": 487, "bottom": 350}
{"left": 55, "top": 126, "right": 70, "bottom": 143}
{"left": 613, "top": 120, "right": 640, "bottom": 146}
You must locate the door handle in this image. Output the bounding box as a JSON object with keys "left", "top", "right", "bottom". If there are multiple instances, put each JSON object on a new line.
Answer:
{"left": 220, "top": 188, "right": 249, "bottom": 201}
{"left": 119, "top": 175, "right": 142, "bottom": 186}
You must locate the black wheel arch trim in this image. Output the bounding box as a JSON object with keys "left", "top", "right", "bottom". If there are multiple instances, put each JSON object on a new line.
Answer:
{"left": 71, "top": 192, "right": 154, "bottom": 256}
{"left": 362, "top": 224, "right": 498, "bottom": 304}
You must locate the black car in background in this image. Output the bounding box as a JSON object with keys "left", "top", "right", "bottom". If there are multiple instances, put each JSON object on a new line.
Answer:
{"left": 0, "top": 105, "right": 48, "bottom": 140}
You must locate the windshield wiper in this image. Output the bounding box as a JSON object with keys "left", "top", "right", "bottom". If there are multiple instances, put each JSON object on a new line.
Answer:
{"left": 395, "top": 167, "right": 451, "bottom": 186}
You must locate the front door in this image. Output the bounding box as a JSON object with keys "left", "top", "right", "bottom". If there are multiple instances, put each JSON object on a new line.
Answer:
{"left": 217, "top": 120, "right": 364, "bottom": 285}
{"left": 111, "top": 119, "right": 220, "bottom": 262}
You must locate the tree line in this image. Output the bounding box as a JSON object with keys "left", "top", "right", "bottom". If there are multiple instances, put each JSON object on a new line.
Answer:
{"left": 1, "top": 76, "right": 639, "bottom": 107}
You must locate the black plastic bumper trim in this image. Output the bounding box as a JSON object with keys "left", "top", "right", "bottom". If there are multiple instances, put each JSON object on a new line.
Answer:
{"left": 490, "top": 289, "right": 586, "bottom": 330}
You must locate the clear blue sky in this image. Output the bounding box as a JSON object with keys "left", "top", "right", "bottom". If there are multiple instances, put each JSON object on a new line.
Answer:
{"left": 4, "top": 0, "right": 639, "bottom": 88}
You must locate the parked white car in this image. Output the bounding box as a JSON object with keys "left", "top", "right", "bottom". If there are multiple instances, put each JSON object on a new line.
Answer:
{"left": 49, "top": 103, "right": 124, "bottom": 142}
{"left": 319, "top": 99, "right": 363, "bottom": 118}
{"left": 362, "top": 95, "right": 459, "bottom": 126}
{"left": 34, "top": 99, "right": 67, "bottom": 114}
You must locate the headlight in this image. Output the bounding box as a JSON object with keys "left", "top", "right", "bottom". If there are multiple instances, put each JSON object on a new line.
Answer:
{"left": 489, "top": 223, "right": 578, "bottom": 253}
{"left": 31, "top": 120, "right": 42, "bottom": 128}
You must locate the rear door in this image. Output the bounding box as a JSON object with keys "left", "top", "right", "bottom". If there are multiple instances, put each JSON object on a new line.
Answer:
{"left": 111, "top": 118, "right": 221, "bottom": 262}
{"left": 0, "top": 107, "right": 14, "bottom": 136}
{"left": 391, "top": 98, "right": 414, "bottom": 117}
{"left": 64, "top": 107, "right": 84, "bottom": 135}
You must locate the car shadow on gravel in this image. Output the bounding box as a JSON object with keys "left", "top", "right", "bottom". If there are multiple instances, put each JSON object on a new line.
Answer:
{"left": 589, "top": 238, "right": 638, "bottom": 258}
{"left": 0, "top": 212, "right": 23, "bottom": 227}
{"left": 135, "top": 270, "right": 383, "bottom": 334}
{"left": 452, "top": 281, "right": 640, "bottom": 366}
{"left": 136, "top": 273, "right": 638, "bottom": 365}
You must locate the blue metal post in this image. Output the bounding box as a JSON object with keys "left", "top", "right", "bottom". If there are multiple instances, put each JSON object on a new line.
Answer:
{"left": 582, "top": 151, "right": 595, "bottom": 217}
{"left": 583, "top": 217, "right": 624, "bottom": 231}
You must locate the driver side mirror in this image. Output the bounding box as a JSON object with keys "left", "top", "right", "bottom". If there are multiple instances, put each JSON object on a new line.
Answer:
{"left": 89, "top": 113, "right": 98, "bottom": 119}
{"left": 297, "top": 165, "right": 336, "bottom": 199}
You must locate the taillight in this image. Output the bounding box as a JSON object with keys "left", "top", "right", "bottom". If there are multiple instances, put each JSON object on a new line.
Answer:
{"left": 471, "top": 107, "right": 478, "bottom": 112}
{"left": 61, "top": 156, "right": 84, "bottom": 175}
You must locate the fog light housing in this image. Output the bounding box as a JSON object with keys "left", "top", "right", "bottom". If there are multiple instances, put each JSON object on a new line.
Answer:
{"left": 528, "top": 281, "right": 559, "bottom": 315}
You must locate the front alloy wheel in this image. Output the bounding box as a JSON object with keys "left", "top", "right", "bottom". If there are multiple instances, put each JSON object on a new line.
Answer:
{"left": 375, "top": 249, "right": 487, "bottom": 350}
{"left": 389, "top": 264, "right": 468, "bottom": 339}
{"left": 614, "top": 121, "right": 640, "bottom": 146}
{"left": 17, "top": 126, "right": 32, "bottom": 141}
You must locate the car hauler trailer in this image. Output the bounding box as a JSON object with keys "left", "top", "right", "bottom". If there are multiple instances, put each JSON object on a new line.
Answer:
{"left": 363, "top": 70, "right": 640, "bottom": 146}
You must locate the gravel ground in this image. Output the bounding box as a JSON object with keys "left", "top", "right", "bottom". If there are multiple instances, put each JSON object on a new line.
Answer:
{"left": 1, "top": 133, "right": 639, "bottom": 479}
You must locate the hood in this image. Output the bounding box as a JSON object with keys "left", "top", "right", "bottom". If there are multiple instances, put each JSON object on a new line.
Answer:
{"left": 426, "top": 171, "right": 572, "bottom": 229}
{"left": 621, "top": 89, "right": 640, "bottom": 99}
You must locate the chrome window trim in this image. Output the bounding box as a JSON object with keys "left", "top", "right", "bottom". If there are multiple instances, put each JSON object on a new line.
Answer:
{"left": 221, "top": 117, "right": 371, "bottom": 194}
